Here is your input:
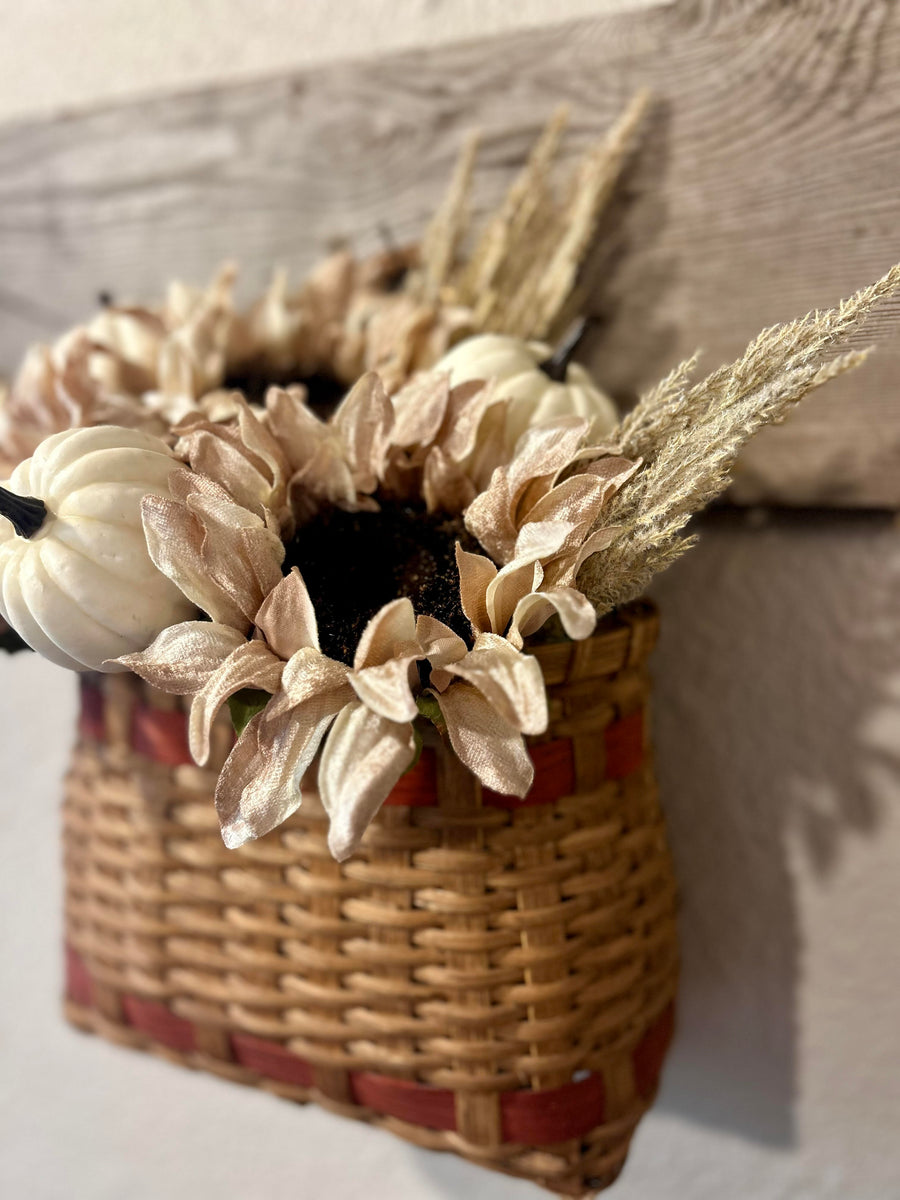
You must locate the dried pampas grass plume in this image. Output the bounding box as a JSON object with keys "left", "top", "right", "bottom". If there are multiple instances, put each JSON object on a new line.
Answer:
{"left": 407, "top": 90, "right": 651, "bottom": 341}
{"left": 581, "top": 262, "right": 900, "bottom": 612}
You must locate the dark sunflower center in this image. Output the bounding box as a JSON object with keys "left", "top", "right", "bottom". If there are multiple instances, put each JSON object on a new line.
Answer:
{"left": 283, "top": 501, "right": 479, "bottom": 664}
{"left": 223, "top": 366, "right": 346, "bottom": 418}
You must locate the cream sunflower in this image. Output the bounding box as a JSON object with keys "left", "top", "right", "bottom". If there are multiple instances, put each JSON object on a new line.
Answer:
{"left": 118, "top": 369, "right": 631, "bottom": 859}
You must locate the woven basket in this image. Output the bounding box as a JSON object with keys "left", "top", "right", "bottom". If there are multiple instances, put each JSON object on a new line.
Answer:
{"left": 62, "top": 600, "right": 677, "bottom": 1196}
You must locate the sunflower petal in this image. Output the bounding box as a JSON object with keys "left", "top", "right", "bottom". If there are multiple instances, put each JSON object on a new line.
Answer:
{"left": 113, "top": 620, "right": 244, "bottom": 693}
{"left": 350, "top": 656, "right": 419, "bottom": 723}
{"left": 444, "top": 634, "right": 548, "bottom": 734}
{"left": 189, "top": 640, "right": 284, "bottom": 765}
{"left": 333, "top": 371, "right": 393, "bottom": 492}
{"left": 277, "top": 645, "right": 352, "bottom": 710}
{"left": 216, "top": 691, "right": 345, "bottom": 848}
{"left": 435, "top": 683, "right": 534, "bottom": 797}
{"left": 416, "top": 613, "right": 468, "bottom": 668}
{"left": 508, "top": 587, "right": 597, "bottom": 648}
{"left": 455, "top": 543, "right": 496, "bottom": 637}
{"left": 390, "top": 371, "right": 451, "bottom": 448}
{"left": 353, "top": 597, "right": 417, "bottom": 669}
{"left": 255, "top": 567, "right": 319, "bottom": 658}
{"left": 141, "top": 493, "right": 246, "bottom": 629}
{"left": 318, "top": 702, "right": 416, "bottom": 861}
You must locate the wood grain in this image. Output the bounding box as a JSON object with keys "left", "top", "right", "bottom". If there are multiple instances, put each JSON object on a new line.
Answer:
{"left": 2, "top": 0, "right": 900, "bottom": 505}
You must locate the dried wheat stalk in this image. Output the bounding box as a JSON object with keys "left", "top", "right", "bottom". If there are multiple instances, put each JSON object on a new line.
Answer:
{"left": 408, "top": 91, "right": 650, "bottom": 341}
{"left": 580, "top": 263, "right": 900, "bottom": 611}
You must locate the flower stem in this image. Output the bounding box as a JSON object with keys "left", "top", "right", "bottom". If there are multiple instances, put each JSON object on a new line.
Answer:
{"left": 0, "top": 486, "right": 48, "bottom": 538}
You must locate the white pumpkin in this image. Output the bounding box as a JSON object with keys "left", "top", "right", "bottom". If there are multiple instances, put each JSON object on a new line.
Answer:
{"left": 435, "top": 331, "right": 618, "bottom": 451}
{"left": 0, "top": 426, "right": 195, "bottom": 672}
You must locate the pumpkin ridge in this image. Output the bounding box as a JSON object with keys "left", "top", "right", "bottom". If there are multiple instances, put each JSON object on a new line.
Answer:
{"left": 0, "top": 554, "right": 84, "bottom": 671}
{"left": 47, "top": 447, "right": 177, "bottom": 503}
{"left": 45, "top": 526, "right": 174, "bottom": 593}
{"left": 20, "top": 553, "right": 132, "bottom": 667}
{"left": 33, "top": 547, "right": 143, "bottom": 645}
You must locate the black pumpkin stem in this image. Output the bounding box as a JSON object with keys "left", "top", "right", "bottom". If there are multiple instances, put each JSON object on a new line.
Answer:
{"left": 538, "top": 316, "right": 589, "bottom": 383}
{"left": 0, "top": 486, "right": 48, "bottom": 539}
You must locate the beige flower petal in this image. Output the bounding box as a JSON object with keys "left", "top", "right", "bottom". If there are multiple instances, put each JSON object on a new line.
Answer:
{"left": 507, "top": 586, "right": 597, "bottom": 649}
{"left": 214, "top": 713, "right": 265, "bottom": 848}
{"left": 216, "top": 692, "right": 345, "bottom": 848}
{"left": 435, "top": 682, "right": 534, "bottom": 797}
{"left": 353, "top": 597, "right": 418, "bottom": 670}
{"left": 444, "top": 633, "right": 548, "bottom": 734}
{"left": 509, "top": 417, "right": 590, "bottom": 513}
{"left": 582, "top": 453, "right": 640, "bottom": 491}
{"left": 460, "top": 399, "right": 509, "bottom": 494}
{"left": 255, "top": 567, "right": 319, "bottom": 659}
{"left": 422, "top": 445, "right": 477, "bottom": 514}
{"left": 333, "top": 371, "right": 393, "bottom": 493}
{"left": 463, "top": 474, "right": 518, "bottom": 565}
{"left": 455, "top": 543, "right": 496, "bottom": 637}
{"left": 189, "top": 639, "right": 284, "bottom": 765}
{"left": 390, "top": 371, "right": 451, "bottom": 448}
{"left": 176, "top": 427, "right": 274, "bottom": 516}
{"left": 543, "top": 525, "right": 621, "bottom": 588}
{"left": 350, "top": 656, "right": 420, "bottom": 723}
{"left": 293, "top": 437, "right": 359, "bottom": 510}
{"left": 318, "top": 701, "right": 416, "bottom": 861}
{"left": 141, "top": 493, "right": 247, "bottom": 629}
{"left": 178, "top": 483, "right": 284, "bottom": 625}
{"left": 485, "top": 557, "right": 542, "bottom": 636}
{"left": 113, "top": 620, "right": 244, "bottom": 693}
{"left": 275, "top": 645, "right": 352, "bottom": 711}
{"left": 513, "top": 519, "right": 574, "bottom": 563}
{"left": 235, "top": 395, "right": 291, "bottom": 486}
{"left": 519, "top": 474, "right": 612, "bottom": 551}
{"left": 416, "top": 613, "right": 468, "bottom": 668}
{"left": 264, "top": 386, "right": 328, "bottom": 474}
{"left": 438, "top": 379, "right": 500, "bottom": 463}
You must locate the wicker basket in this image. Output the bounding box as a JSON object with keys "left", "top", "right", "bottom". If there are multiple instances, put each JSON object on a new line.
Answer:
{"left": 62, "top": 600, "right": 677, "bottom": 1196}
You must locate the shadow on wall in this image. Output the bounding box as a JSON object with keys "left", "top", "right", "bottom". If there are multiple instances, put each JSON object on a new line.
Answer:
{"left": 647, "top": 508, "right": 900, "bottom": 1146}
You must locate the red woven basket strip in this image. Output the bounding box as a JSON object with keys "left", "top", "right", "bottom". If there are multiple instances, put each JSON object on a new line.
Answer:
{"left": 65, "top": 945, "right": 94, "bottom": 1009}
{"left": 232, "top": 1033, "right": 315, "bottom": 1088}
{"left": 81, "top": 685, "right": 644, "bottom": 806}
{"left": 482, "top": 737, "right": 576, "bottom": 808}
{"left": 121, "top": 995, "right": 197, "bottom": 1055}
{"left": 604, "top": 709, "right": 644, "bottom": 781}
{"left": 78, "top": 680, "right": 106, "bottom": 742}
{"left": 383, "top": 750, "right": 438, "bottom": 806}
{"left": 502, "top": 1072, "right": 606, "bottom": 1144}
{"left": 633, "top": 1002, "right": 675, "bottom": 1100}
{"left": 351, "top": 1073, "right": 457, "bottom": 1131}
{"left": 66, "top": 949, "right": 673, "bottom": 1143}
{"left": 130, "top": 705, "right": 194, "bottom": 767}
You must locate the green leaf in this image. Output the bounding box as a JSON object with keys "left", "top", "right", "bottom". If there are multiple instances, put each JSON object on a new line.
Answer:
{"left": 403, "top": 721, "right": 425, "bottom": 776}
{"left": 415, "top": 692, "right": 446, "bottom": 734}
{"left": 227, "top": 687, "right": 272, "bottom": 736}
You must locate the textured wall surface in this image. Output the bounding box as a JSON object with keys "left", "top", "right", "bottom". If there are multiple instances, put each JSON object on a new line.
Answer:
{"left": 0, "top": 0, "right": 661, "bottom": 121}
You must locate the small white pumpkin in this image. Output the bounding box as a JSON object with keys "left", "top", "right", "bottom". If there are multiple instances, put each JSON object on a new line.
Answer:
{"left": 0, "top": 426, "right": 195, "bottom": 672}
{"left": 435, "top": 328, "right": 618, "bottom": 451}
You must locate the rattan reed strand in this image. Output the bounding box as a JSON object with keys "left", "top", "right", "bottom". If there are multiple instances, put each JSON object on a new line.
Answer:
{"left": 62, "top": 601, "right": 677, "bottom": 1197}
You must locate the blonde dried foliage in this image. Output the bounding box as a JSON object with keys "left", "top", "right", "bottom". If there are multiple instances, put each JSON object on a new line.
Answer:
{"left": 414, "top": 131, "right": 480, "bottom": 307}
{"left": 408, "top": 90, "right": 650, "bottom": 341}
{"left": 581, "top": 263, "right": 900, "bottom": 612}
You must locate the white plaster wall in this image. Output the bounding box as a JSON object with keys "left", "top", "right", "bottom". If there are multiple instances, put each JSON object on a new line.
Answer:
{"left": 0, "top": 0, "right": 662, "bottom": 123}
{"left": 0, "top": 4, "right": 898, "bottom": 1199}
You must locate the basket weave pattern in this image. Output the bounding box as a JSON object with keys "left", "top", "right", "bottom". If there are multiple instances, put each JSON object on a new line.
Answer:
{"left": 63, "top": 602, "right": 677, "bottom": 1196}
